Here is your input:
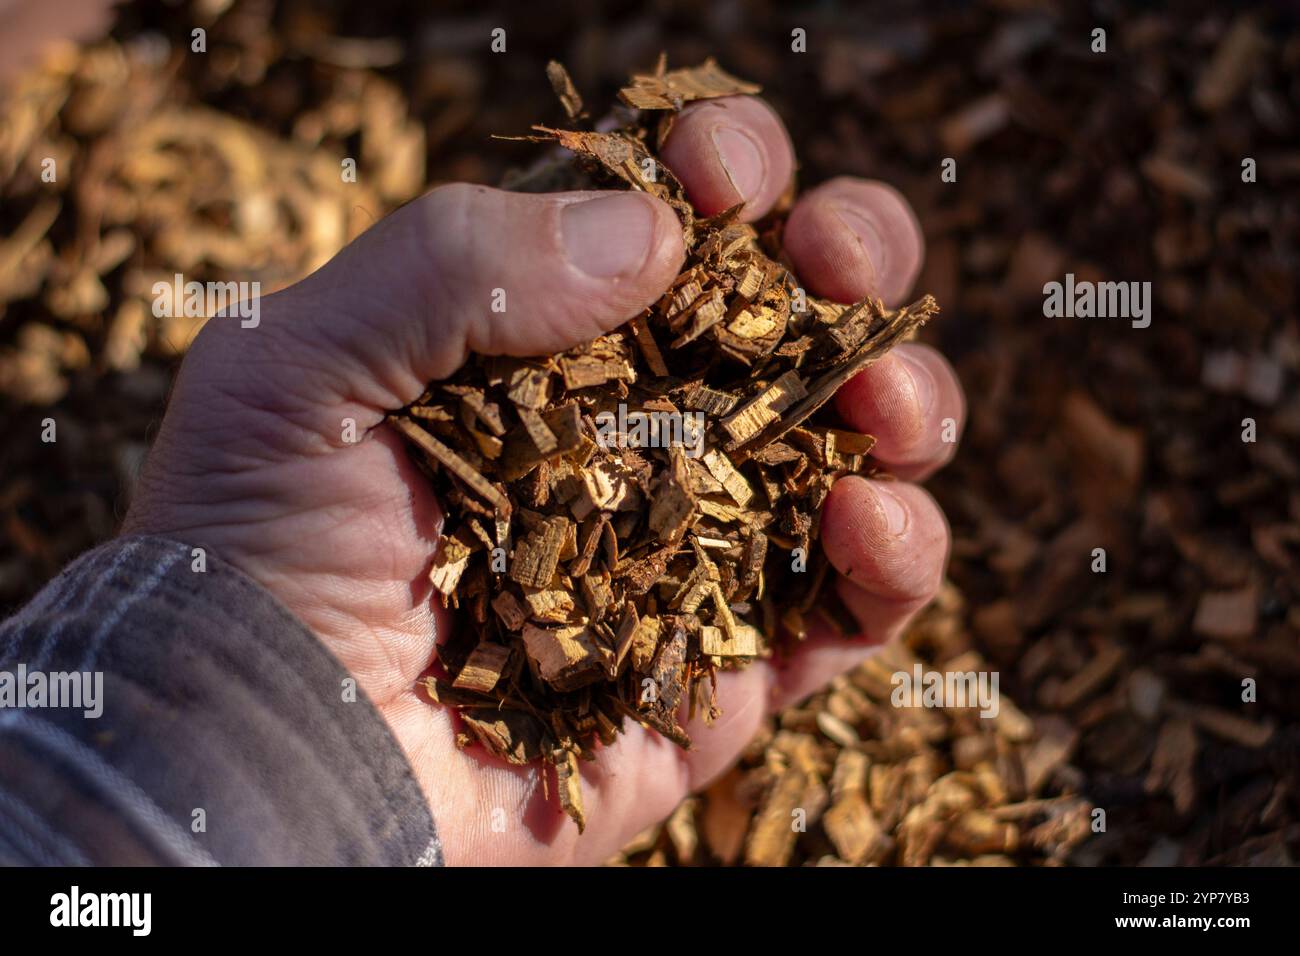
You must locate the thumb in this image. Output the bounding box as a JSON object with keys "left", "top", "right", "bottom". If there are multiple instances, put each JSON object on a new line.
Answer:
{"left": 262, "top": 184, "right": 684, "bottom": 416}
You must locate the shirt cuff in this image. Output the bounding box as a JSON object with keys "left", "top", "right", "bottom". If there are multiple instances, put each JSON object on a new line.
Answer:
{"left": 0, "top": 535, "right": 440, "bottom": 866}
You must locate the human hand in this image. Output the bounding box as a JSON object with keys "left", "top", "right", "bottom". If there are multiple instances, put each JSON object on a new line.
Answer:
{"left": 123, "top": 93, "right": 965, "bottom": 865}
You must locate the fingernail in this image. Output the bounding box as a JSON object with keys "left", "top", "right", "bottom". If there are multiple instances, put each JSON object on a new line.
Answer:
{"left": 834, "top": 204, "right": 888, "bottom": 288}
{"left": 561, "top": 193, "right": 656, "bottom": 278}
{"left": 872, "top": 484, "right": 910, "bottom": 536}
{"left": 711, "top": 125, "right": 766, "bottom": 204}
{"left": 896, "top": 349, "right": 937, "bottom": 418}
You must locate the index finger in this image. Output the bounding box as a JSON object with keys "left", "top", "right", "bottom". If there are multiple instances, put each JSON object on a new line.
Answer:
{"left": 658, "top": 95, "right": 796, "bottom": 223}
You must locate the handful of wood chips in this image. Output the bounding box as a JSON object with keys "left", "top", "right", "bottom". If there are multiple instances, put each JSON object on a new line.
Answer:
{"left": 392, "top": 59, "right": 939, "bottom": 830}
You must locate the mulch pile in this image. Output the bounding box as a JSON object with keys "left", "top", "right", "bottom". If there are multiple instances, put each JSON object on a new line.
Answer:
{"left": 1, "top": 1, "right": 1295, "bottom": 865}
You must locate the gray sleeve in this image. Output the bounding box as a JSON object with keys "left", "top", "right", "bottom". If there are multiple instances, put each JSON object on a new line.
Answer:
{"left": 0, "top": 535, "right": 441, "bottom": 866}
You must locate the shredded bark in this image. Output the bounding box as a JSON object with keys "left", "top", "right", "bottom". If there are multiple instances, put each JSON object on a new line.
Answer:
{"left": 391, "top": 60, "right": 938, "bottom": 830}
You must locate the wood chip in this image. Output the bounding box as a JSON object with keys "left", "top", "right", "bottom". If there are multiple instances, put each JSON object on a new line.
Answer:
{"left": 619, "top": 57, "right": 761, "bottom": 111}
{"left": 453, "top": 641, "right": 513, "bottom": 693}
{"left": 545, "top": 60, "right": 584, "bottom": 120}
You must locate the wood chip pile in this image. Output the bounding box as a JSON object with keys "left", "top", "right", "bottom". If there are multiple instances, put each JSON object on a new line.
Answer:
{"left": 616, "top": 589, "right": 1094, "bottom": 866}
{"left": 395, "top": 59, "right": 938, "bottom": 831}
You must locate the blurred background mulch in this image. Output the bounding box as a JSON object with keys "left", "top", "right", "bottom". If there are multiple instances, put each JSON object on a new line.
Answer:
{"left": 0, "top": 0, "right": 1296, "bottom": 866}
